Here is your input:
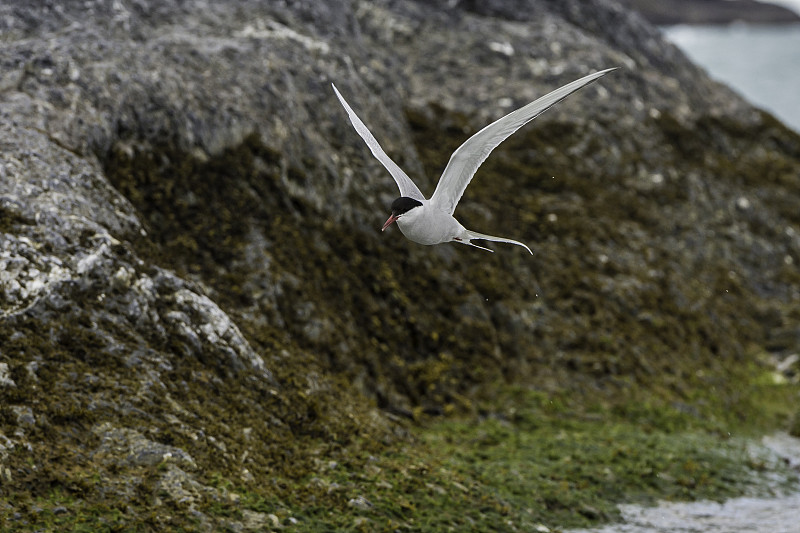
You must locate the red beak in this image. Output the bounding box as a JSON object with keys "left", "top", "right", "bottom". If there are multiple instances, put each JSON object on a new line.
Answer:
{"left": 381, "top": 214, "right": 399, "bottom": 232}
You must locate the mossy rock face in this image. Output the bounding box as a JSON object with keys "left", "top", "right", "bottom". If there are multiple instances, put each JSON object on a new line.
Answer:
{"left": 100, "top": 103, "right": 800, "bottom": 419}
{"left": 2, "top": 0, "right": 800, "bottom": 530}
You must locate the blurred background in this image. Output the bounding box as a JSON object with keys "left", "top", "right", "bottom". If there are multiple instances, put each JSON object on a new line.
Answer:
{"left": 622, "top": 0, "right": 800, "bottom": 131}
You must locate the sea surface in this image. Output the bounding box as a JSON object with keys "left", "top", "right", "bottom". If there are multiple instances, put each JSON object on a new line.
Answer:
{"left": 662, "top": 23, "right": 800, "bottom": 132}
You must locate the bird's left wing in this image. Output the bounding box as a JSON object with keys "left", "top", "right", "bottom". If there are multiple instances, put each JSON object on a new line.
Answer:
{"left": 332, "top": 84, "right": 425, "bottom": 202}
{"left": 430, "top": 68, "right": 618, "bottom": 215}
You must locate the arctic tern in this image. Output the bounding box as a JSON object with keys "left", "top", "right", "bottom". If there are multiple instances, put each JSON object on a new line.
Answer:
{"left": 332, "top": 67, "right": 616, "bottom": 254}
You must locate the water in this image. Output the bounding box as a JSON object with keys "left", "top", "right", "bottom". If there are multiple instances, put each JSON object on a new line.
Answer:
{"left": 569, "top": 494, "right": 800, "bottom": 533}
{"left": 567, "top": 433, "right": 800, "bottom": 533}
{"left": 772, "top": 0, "right": 800, "bottom": 15}
{"left": 662, "top": 23, "right": 800, "bottom": 132}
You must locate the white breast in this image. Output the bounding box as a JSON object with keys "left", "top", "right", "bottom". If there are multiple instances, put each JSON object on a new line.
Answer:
{"left": 396, "top": 203, "right": 465, "bottom": 245}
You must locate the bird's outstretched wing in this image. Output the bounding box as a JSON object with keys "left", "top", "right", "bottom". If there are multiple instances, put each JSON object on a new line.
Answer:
{"left": 332, "top": 84, "right": 425, "bottom": 202}
{"left": 430, "top": 68, "right": 618, "bottom": 215}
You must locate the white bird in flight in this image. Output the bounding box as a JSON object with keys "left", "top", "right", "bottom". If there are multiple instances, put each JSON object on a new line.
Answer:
{"left": 332, "top": 67, "right": 616, "bottom": 254}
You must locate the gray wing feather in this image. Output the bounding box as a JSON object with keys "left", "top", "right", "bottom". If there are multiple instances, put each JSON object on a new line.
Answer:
{"left": 430, "top": 68, "right": 618, "bottom": 215}
{"left": 332, "top": 84, "right": 425, "bottom": 202}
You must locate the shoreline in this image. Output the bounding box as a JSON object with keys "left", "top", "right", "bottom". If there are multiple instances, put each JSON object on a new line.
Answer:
{"left": 566, "top": 432, "right": 800, "bottom": 532}
{"left": 616, "top": 0, "right": 800, "bottom": 25}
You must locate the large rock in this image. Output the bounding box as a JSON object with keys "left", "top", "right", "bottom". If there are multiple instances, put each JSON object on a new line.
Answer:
{"left": 1, "top": 0, "right": 799, "bottom": 528}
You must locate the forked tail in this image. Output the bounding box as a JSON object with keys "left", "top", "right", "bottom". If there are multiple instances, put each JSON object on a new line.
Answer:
{"left": 459, "top": 230, "right": 533, "bottom": 254}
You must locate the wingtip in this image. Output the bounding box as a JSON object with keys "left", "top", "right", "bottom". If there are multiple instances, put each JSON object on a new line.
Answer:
{"left": 331, "top": 83, "right": 347, "bottom": 106}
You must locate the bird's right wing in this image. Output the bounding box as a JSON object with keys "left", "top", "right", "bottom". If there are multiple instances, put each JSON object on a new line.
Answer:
{"left": 332, "top": 84, "right": 426, "bottom": 202}
{"left": 430, "top": 68, "right": 618, "bottom": 215}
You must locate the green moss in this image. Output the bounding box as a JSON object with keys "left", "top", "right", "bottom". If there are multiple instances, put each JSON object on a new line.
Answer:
{"left": 94, "top": 111, "right": 800, "bottom": 421}
{"left": 82, "top": 384, "right": 796, "bottom": 533}
{"left": 2, "top": 348, "right": 798, "bottom": 531}
{"left": 0, "top": 204, "right": 34, "bottom": 234}
{"left": 3, "top": 99, "right": 800, "bottom": 530}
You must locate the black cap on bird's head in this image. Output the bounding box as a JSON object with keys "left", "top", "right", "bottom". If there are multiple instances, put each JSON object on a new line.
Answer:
{"left": 382, "top": 196, "right": 423, "bottom": 231}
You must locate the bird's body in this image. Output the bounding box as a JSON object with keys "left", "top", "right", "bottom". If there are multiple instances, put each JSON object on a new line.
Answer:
{"left": 332, "top": 67, "right": 616, "bottom": 254}
{"left": 395, "top": 199, "right": 462, "bottom": 246}
{"left": 396, "top": 203, "right": 531, "bottom": 253}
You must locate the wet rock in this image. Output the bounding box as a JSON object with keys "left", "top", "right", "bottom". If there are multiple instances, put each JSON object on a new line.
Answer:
{"left": 92, "top": 422, "right": 196, "bottom": 469}
{"left": 240, "top": 509, "right": 272, "bottom": 530}
{"left": 153, "top": 465, "right": 213, "bottom": 507}
{"left": 0, "top": 363, "right": 15, "bottom": 388}
{"left": 10, "top": 406, "right": 35, "bottom": 427}
{"left": 348, "top": 495, "right": 374, "bottom": 510}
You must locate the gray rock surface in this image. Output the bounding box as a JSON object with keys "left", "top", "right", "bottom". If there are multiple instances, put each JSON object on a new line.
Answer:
{"left": 1, "top": 0, "right": 799, "bottom": 528}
